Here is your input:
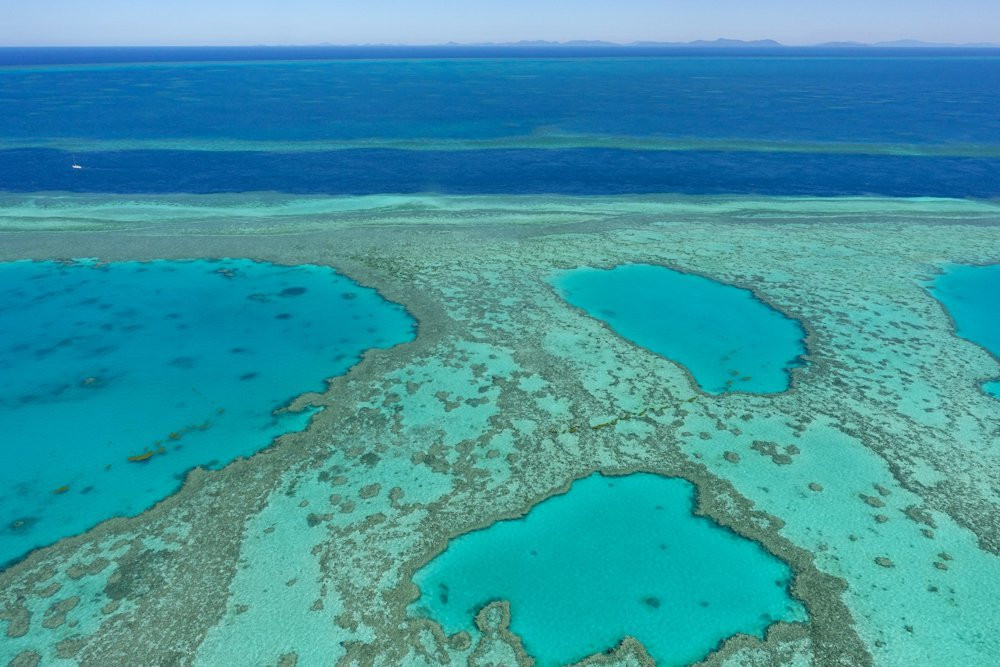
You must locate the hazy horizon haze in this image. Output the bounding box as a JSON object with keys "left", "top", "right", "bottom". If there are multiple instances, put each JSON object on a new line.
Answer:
{"left": 2, "top": 0, "right": 998, "bottom": 47}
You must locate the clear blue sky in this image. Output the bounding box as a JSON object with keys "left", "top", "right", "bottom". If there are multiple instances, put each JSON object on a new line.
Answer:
{"left": 2, "top": 0, "right": 997, "bottom": 47}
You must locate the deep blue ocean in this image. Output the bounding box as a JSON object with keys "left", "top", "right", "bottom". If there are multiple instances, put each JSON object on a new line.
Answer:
{"left": 1, "top": 48, "right": 998, "bottom": 197}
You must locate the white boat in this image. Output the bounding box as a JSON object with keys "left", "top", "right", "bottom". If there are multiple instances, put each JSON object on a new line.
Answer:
{"left": 71, "top": 163, "right": 83, "bottom": 170}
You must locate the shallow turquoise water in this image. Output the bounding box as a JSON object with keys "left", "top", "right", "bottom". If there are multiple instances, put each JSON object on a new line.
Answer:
{"left": 552, "top": 264, "right": 807, "bottom": 394}
{"left": 929, "top": 263, "right": 1000, "bottom": 397}
{"left": 411, "top": 473, "right": 806, "bottom": 666}
{"left": 0, "top": 259, "right": 415, "bottom": 568}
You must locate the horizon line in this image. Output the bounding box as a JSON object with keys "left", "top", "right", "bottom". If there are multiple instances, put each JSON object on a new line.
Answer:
{"left": 3, "top": 38, "right": 1000, "bottom": 49}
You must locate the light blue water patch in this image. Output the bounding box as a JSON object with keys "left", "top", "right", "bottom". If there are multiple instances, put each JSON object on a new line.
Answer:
{"left": 552, "top": 264, "right": 807, "bottom": 394}
{"left": 411, "top": 473, "right": 806, "bottom": 666}
{"left": 928, "top": 263, "right": 1000, "bottom": 397}
{"left": 0, "top": 259, "right": 415, "bottom": 568}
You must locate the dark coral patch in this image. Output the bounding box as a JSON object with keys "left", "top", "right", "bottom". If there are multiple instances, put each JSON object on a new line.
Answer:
{"left": 7, "top": 517, "right": 38, "bottom": 534}
{"left": 168, "top": 356, "right": 196, "bottom": 369}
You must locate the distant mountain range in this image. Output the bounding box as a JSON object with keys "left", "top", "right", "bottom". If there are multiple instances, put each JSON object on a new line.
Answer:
{"left": 416, "top": 38, "right": 1000, "bottom": 49}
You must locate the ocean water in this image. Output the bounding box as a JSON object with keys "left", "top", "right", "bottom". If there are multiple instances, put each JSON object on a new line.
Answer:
{"left": 0, "top": 259, "right": 415, "bottom": 568}
{"left": 552, "top": 264, "right": 807, "bottom": 394}
{"left": 1, "top": 54, "right": 999, "bottom": 197}
{"left": 2, "top": 45, "right": 996, "bottom": 67}
{"left": 928, "top": 264, "right": 1000, "bottom": 397}
{"left": 411, "top": 473, "right": 805, "bottom": 666}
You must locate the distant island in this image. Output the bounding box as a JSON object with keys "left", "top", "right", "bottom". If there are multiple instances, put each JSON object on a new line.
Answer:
{"left": 425, "top": 38, "right": 1000, "bottom": 48}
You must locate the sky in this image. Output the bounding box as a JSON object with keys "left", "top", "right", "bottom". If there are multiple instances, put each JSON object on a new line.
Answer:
{"left": 2, "top": 0, "right": 998, "bottom": 47}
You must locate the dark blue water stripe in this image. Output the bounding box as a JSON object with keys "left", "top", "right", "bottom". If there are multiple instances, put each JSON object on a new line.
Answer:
{"left": 2, "top": 149, "right": 998, "bottom": 198}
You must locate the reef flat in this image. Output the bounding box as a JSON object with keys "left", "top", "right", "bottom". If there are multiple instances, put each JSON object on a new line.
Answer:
{"left": 5, "top": 135, "right": 1000, "bottom": 158}
{"left": 0, "top": 192, "right": 998, "bottom": 666}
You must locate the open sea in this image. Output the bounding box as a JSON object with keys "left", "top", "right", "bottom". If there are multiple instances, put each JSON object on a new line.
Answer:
{"left": 1, "top": 47, "right": 998, "bottom": 197}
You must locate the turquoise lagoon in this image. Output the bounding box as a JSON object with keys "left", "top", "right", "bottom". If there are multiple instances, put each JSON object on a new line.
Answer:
{"left": 553, "top": 264, "right": 807, "bottom": 394}
{"left": 0, "top": 259, "right": 415, "bottom": 567}
{"left": 411, "top": 473, "right": 805, "bottom": 666}
{"left": 929, "top": 263, "right": 1000, "bottom": 397}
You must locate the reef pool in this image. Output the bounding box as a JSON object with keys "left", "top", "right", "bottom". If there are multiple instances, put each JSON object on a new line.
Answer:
{"left": 410, "top": 473, "right": 806, "bottom": 666}
{"left": 0, "top": 258, "right": 415, "bottom": 568}
{"left": 552, "top": 264, "right": 807, "bottom": 394}
{"left": 928, "top": 263, "right": 1000, "bottom": 397}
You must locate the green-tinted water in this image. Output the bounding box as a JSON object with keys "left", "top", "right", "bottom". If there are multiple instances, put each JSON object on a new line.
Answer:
{"left": 553, "top": 264, "right": 807, "bottom": 394}
{"left": 928, "top": 263, "right": 1000, "bottom": 397}
{"left": 411, "top": 473, "right": 806, "bottom": 666}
